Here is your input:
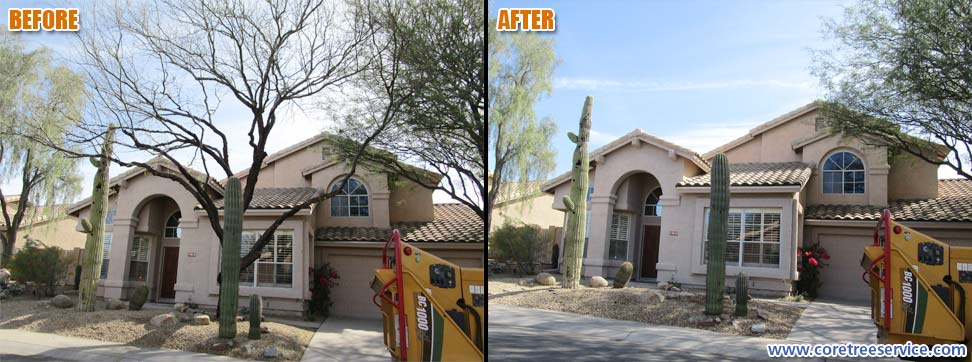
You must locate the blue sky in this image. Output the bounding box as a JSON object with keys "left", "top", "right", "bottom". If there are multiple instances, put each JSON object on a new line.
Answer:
{"left": 491, "top": 0, "right": 957, "bottom": 179}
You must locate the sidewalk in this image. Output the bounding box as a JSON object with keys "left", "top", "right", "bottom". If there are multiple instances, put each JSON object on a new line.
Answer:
{"left": 786, "top": 298, "right": 878, "bottom": 344}
{"left": 0, "top": 329, "right": 241, "bottom": 361}
{"left": 299, "top": 317, "right": 391, "bottom": 362}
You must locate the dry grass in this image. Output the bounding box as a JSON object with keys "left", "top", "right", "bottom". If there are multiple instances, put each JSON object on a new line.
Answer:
{"left": 489, "top": 275, "right": 805, "bottom": 339}
{"left": 0, "top": 295, "right": 315, "bottom": 360}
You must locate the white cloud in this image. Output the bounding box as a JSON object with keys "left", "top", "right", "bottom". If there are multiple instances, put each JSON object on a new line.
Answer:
{"left": 553, "top": 77, "right": 815, "bottom": 93}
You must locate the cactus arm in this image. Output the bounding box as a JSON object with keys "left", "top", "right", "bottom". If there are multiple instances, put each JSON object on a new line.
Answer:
{"left": 248, "top": 294, "right": 263, "bottom": 339}
{"left": 562, "top": 196, "right": 575, "bottom": 213}
{"left": 80, "top": 219, "right": 92, "bottom": 234}
{"left": 704, "top": 153, "right": 731, "bottom": 315}
{"left": 561, "top": 96, "right": 594, "bottom": 289}
{"left": 218, "top": 177, "right": 243, "bottom": 338}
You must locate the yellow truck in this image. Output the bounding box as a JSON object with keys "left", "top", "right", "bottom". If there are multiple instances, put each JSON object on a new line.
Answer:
{"left": 863, "top": 209, "right": 970, "bottom": 360}
{"left": 372, "top": 230, "right": 485, "bottom": 361}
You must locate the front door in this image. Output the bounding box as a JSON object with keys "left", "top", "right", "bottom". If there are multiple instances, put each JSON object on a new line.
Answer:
{"left": 641, "top": 225, "right": 660, "bottom": 278}
{"left": 159, "top": 247, "right": 179, "bottom": 299}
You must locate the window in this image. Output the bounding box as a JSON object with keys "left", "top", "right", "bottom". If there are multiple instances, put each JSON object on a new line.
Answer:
{"left": 239, "top": 230, "right": 294, "bottom": 288}
{"left": 823, "top": 151, "right": 865, "bottom": 194}
{"left": 128, "top": 235, "right": 150, "bottom": 281}
{"left": 164, "top": 212, "right": 181, "bottom": 238}
{"left": 100, "top": 232, "right": 113, "bottom": 279}
{"left": 608, "top": 213, "right": 630, "bottom": 260}
{"left": 644, "top": 188, "right": 663, "bottom": 216}
{"left": 105, "top": 209, "right": 116, "bottom": 225}
{"left": 330, "top": 178, "right": 369, "bottom": 217}
{"left": 703, "top": 208, "right": 781, "bottom": 268}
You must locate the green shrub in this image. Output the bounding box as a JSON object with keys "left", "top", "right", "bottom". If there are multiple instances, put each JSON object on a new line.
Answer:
{"left": 9, "top": 240, "right": 70, "bottom": 297}
{"left": 488, "top": 222, "right": 544, "bottom": 276}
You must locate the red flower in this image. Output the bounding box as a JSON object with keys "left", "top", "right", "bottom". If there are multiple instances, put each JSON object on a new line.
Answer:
{"left": 822, "top": 253, "right": 830, "bottom": 260}
{"left": 808, "top": 257, "right": 819, "bottom": 267}
{"left": 319, "top": 277, "right": 326, "bottom": 285}
{"left": 329, "top": 271, "right": 338, "bottom": 279}
{"left": 804, "top": 251, "right": 812, "bottom": 257}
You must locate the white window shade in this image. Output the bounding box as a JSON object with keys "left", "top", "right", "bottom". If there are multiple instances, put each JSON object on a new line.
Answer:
{"left": 609, "top": 213, "right": 630, "bottom": 260}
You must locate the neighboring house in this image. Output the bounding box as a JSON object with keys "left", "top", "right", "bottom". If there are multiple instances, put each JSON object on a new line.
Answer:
{"left": 490, "top": 179, "right": 564, "bottom": 232}
{"left": 66, "top": 133, "right": 484, "bottom": 319}
{"left": 542, "top": 102, "right": 972, "bottom": 301}
{"left": 2, "top": 196, "right": 86, "bottom": 254}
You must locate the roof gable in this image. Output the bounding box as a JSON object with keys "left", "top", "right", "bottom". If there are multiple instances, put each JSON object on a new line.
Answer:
{"left": 702, "top": 102, "right": 819, "bottom": 160}
{"left": 542, "top": 130, "right": 708, "bottom": 192}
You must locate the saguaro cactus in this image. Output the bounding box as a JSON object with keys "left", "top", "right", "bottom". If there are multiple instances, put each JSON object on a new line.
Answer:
{"left": 613, "top": 262, "right": 633, "bottom": 288}
{"left": 561, "top": 96, "right": 593, "bottom": 289}
{"left": 218, "top": 177, "right": 243, "bottom": 338}
{"left": 77, "top": 126, "right": 114, "bottom": 312}
{"left": 704, "top": 153, "right": 730, "bottom": 315}
{"left": 248, "top": 294, "right": 263, "bottom": 340}
{"left": 735, "top": 272, "right": 749, "bottom": 317}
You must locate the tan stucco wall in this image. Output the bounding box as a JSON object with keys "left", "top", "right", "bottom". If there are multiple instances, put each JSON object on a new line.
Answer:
{"left": 888, "top": 151, "right": 939, "bottom": 200}
{"left": 12, "top": 216, "right": 86, "bottom": 253}
{"left": 490, "top": 193, "right": 564, "bottom": 232}
{"left": 388, "top": 178, "right": 435, "bottom": 223}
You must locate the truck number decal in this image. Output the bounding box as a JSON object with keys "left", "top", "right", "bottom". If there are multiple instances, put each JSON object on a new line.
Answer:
{"left": 416, "top": 295, "right": 430, "bottom": 332}
{"left": 902, "top": 270, "right": 914, "bottom": 304}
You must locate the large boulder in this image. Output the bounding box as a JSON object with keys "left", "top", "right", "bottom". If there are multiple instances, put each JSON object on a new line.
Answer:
{"left": 51, "top": 294, "right": 74, "bottom": 308}
{"left": 0, "top": 268, "right": 10, "bottom": 286}
{"left": 535, "top": 273, "right": 556, "bottom": 286}
{"left": 150, "top": 313, "right": 178, "bottom": 327}
{"left": 105, "top": 299, "right": 126, "bottom": 310}
{"left": 589, "top": 276, "right": 609, "bottom": 288}
{"left": 193, "top": 314, "right": 211, "bottom": 325}
{"left": 644, "top": 289, "right": 666, "bottom": 304}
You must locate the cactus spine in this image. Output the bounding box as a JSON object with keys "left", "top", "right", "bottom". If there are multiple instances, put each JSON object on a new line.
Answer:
{"left": 613, "top": 262, "right": 633, "bottom": 288}
{"left": 735, "top": 272, "right": 749, "bottom": 317}
{"left": 77, "top": 125, "right": 114, "bottom": 312}
{"left": 218, "top": 177, "right": 243, "bottom": 339}
{"left": 704, "top": 153, "right": 730, "bottom": 315}
{"left": 561, "top": 96, "right": 593, "bottom": 289}
{"left": 248, "top": 294, "right": 263, "bottom": 340}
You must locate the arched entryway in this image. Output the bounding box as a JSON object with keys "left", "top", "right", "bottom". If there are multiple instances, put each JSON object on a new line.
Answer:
{"left": 127, "top": 195, "right": 182, "bottom": 302}
{"left": 610, "top": 171, "right": 664, "bottom": 280}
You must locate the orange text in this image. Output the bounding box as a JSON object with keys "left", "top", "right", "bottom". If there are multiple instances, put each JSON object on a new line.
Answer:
{"left": 8, "top": 8, "right": 80, "bottom": 32}
{"left": 496, "top": 8, "right": 555, "bottom": 32}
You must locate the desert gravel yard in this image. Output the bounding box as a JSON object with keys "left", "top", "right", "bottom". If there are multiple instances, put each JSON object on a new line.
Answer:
{"left": 489, "top": 275, "right": 806, "bottom": 339}
{"left": 0, "top": 295, "right": 315, "bottom": 360}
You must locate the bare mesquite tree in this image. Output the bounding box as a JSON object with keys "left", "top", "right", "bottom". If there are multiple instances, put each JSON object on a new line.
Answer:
{"left": 332, "top": 0, "right": 485, "bottom": 219}
{"left": 21, "top": 0, "right": 393, "bottom": 312}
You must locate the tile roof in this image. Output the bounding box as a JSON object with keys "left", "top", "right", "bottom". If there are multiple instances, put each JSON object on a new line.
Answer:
{"left": 209, "top": 187, "right": 321, "bottom": 209}
{"left": 677, "top": 162, "right": 812, "bottom": 187}
{"left": 806, "top": 179, "right": 972, "bottom": 222}
{"left": 315, "top": 203, "right": 483, "bottom": 243}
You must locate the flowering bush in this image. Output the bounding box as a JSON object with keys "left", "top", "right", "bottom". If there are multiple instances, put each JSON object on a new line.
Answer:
{"left": 308, "top": 263, "right": 340, "bottom": 320}
{"left": 795, "top": 243, "right": 830, "bottom": 298}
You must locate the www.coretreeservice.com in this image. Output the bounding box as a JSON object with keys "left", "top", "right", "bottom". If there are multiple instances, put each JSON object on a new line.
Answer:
{"left": 766, "top": 342, "right": 967, "bottom": 358}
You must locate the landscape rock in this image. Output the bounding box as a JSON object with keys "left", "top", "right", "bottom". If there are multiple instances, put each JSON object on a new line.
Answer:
{"left": 589, "top": 276, "right": 609, "bottom": 288}
{"left": 173, "top": 303, "right": 188, "bottom": 313}
{"left": 751, "top": 323, "right": 766, "bottom": 334}
{"left": 193, "top": 314, "right": 211, "bottom": 325}
{"left": 260, "top": 325, "right": 271, "bottom": 334}
{"left": 51, "top": 294, "right": 74, "bottom": 308}
{"left": 669, "top": 286, "right": 681, "bottom": 292}
{"left": 535, "top": 273, "right": 556, "bottom": 286}
{"left": 211, "top": 340, "right": 235, "bottom": 352}
{"left": 0, "top": 268, "right": 10, "bottom": 286}
{"left": 237, "top": 315, "right": 245, "bottom": 321}
{"left": 105, "top": 299, "right": 126, "bottom": 310}
{"left": 755, "top": 308, "right": 768, "bottom": 320}
{"left": 264, "top": 346, "right": 278, "bottom": 358}
{"left": 150, "top": 313, "right": 177, "bottom": 327}
{"left": 241, "top": 342, "right": 258, "bottom": 355}
{"left": 732, "top": 320, "right": 742, "bottom": 329}
{"left": 644, "top": 289, "right": 666, "bottom": 304}
{"left": 656, "top": 281, "right": 670, "bottom": 290}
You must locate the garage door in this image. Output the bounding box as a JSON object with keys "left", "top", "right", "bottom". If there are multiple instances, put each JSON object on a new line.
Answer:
{"left": 816, "top": 235, "right": 871, "bottom": 301}
{"left": 325, "top": 251, "right": 385, "bottom": 319}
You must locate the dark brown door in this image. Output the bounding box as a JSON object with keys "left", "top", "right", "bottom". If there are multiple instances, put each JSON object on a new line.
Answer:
{"left": 159, "top": 247, "right": 179, "bottom": 299}
{"left": 641, "top": 225, "right": 661, "bottom": 278}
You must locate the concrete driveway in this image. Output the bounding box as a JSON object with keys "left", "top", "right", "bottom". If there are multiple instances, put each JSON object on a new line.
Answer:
{"left": 300, "top": 317, "right": 391, "bottom": 362}
{"left": 786, "top": 298, "right": 879, "bottom": 344}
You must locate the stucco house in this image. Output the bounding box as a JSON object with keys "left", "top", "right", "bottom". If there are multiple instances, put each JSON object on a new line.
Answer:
{"left": 66, "top": 133, "right": 484, "bottom": 319}
{"left": 542, "top": 102, "right": 972, "bottom": 301}
{"left": 2, "top": 196, "right": 86, "bottom": 254}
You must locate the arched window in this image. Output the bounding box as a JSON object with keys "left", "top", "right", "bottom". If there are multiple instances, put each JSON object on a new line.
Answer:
{"left": 330, "top": 178, "right": 369, "bottom": 216}
{"left": 164, "top": 212, "right": 181, "bottom": 238}
{"left": 823, "top": 151, "right": 865, "bottom": 194}
{"left": 644, "top": 188, "right": 663, "bottom": 216}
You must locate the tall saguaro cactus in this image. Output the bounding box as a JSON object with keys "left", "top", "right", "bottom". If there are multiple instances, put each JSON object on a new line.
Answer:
{"left": 218, "top": 177, "right": 243, "bottom": 338}
{"left": 77, "top": 126, "right": 115, "bottom": 312}
{"left": 561, "top": 96, "right": 593, "bottom": 289}
{"left": 704, "top": 153, "right": 730, "bottom": 315}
